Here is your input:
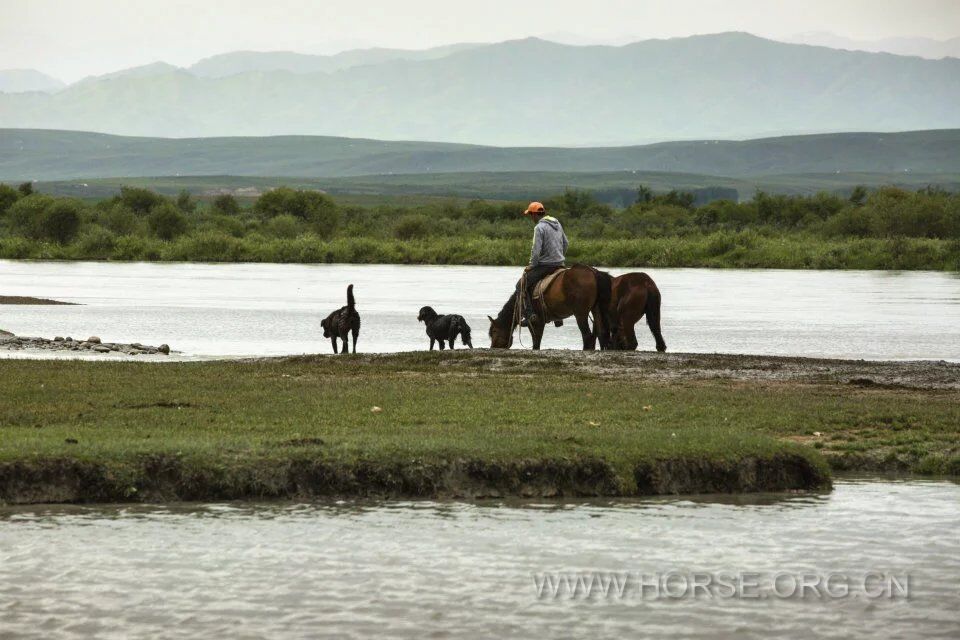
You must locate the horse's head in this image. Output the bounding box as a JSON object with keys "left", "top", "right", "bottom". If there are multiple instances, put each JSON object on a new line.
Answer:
{"left": 487, "top": 315, "right": 513, "bottom": 349}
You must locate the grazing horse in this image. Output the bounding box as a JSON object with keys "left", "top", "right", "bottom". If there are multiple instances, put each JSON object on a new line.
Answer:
{"left": 608, "top": 272, "right": 666, "bottom": 351}
{"left": 488, "top": 264, "right": 612, "bottom": 350}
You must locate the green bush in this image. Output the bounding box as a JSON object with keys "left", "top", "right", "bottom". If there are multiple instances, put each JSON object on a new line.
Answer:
{"left": 176, "top": 190, "right": 196, "bottom": 213}
{"left": 73, "top": 226, "right": 117, "bottom": 257}
{"left": 166, "top": 231, "right": 246, "bottom": 262}
{"left": 38, "top": 200, "right": 83, "bottom": 244}
{"left": 117, "top": 186, "right": 165, "bottom": 215}
{"left": 7, "top": 194, "right": 56, "bottom": 236}
{"left": 265, "top": 214, "right": 302, "bottom": 239}
{"left": 0, "top": 183, "right": 19, "bottom": 216}
{"left": 147, "top": 203, "right": 189, "bottom": 240}
{"left": 393, "top": 214, "right": 431, "bottom": 240}
{"left": 211, "top": 194, "right": 241, "bottom": 216}
{"left": 9, "top": 196, "right": 84, "bottom": 243}
{"left": 98, "top": 204, "right": 141, "bottom": 235}
{"left": 254, "top": 187, "right": 339, "bottom": 237}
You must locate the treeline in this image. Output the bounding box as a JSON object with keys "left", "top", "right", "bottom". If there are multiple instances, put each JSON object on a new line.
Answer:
{"left": 0, "top": 182, "right": 958, "bottom": 269}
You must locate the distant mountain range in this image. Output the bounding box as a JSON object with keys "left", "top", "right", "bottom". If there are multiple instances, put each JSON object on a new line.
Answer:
{"left": 0, "top": 33, "right": 957, "bottom": 145}
{"left": 2, "top": 128, "right": 957, "bottom": 182}
{"left": 785, "top": 32, "right": 960, "bottom": 59}
{"left": 188, "top": 44, "right": 482, "bottom": 78}
{"left": 0, "top": 69, "right": 65, "bottom": 94}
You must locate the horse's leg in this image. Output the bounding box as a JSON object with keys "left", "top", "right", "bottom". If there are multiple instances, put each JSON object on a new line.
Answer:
{"left": 352, "top": 328, "right": 359, "bottom": 353}
{"left": 613, "top": 289, "right": 644, "bottom": 351}
{"left": 576, "top": 312, "right": 595, "bottom": 350}
{"left": 331, "top": 336, "right": 338, "bottom": 354}
{"left": 429, "top": 337, "right": 435, "bottom": 351}
{"left": 624, "top": 323, "right": 639, "bottom": 350}
{"left": 529, "top": 319, "right": 545, "bottom": 350}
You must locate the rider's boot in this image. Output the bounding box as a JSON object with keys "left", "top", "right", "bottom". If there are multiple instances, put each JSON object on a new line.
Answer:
{"left": 522, "top": 290, "right": 538, "bottom": 326}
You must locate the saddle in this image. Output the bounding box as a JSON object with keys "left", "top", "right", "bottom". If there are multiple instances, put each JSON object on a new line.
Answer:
{"left": 532, "top": 268, "right": 567, "bottom": 321}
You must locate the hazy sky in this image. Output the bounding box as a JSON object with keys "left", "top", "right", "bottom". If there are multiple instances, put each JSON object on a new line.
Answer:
{"left": 2, "top": 0, "right": 959, "bottom": 81}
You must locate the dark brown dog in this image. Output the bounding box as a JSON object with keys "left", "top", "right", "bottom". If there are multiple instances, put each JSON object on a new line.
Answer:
{"left": 321, "top": 284, "right": 361, "bottom": 354}
{"left": 417, "top": 306, "right": 473, "bottom": 350}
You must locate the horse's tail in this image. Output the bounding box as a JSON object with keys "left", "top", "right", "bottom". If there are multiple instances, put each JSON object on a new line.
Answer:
{"left": 645, "top": 282, "right": 667, "bottom": 352}
{"left": 592, "top": 268, "right": 613, "bottom": 349}
{"left": 346, "top": 284, "right": 356, "bottom": 311}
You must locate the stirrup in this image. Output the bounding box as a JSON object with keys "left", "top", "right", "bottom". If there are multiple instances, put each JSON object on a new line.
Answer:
{"left": 554, "top": 319, "right": 563, "bottom": 327}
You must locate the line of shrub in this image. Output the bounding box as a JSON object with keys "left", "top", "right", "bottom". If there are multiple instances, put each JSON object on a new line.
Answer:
{"left": 0, "top": 182, "right": 957, "bottom": 269}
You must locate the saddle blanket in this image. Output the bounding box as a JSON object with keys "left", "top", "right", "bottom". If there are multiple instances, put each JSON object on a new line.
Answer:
{"left": 532, "top": 268, "right": 568, "bottom": 320}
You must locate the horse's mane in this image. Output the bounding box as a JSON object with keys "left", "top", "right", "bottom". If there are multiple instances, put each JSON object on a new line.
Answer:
{"left": 495, "top": 291, "right": 516, "bottom": 327}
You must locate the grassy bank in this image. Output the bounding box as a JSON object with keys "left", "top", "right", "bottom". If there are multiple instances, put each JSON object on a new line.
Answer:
{"left": 2, "top": 351, "right": 958, "bottom": 504}
{"left": 2, "top": 233, "right": 958, "bottom": 270}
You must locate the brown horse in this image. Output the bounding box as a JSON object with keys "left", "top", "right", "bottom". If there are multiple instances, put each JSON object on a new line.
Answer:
{"left": 488, "top": 264, "right": 612, "bottom": 350}
{"left": 608, "top": 272, "right": 666, "bottom": 351}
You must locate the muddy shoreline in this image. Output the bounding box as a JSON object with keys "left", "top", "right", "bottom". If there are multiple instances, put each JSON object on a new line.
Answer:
{"left": 282, "top": 349, "right": 960, "bottom": 391}
{"left": 0, "top": 295, "right": 75, "bottom": 305}
{"left": 0, "top": 453, "right": 828, "bottom": 505}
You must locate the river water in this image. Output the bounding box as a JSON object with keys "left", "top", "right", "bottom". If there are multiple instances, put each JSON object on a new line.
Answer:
{"left": 2, "top": 261, "right": 959, "bottom": 360}
{"left": 0, "top": 479, "right": 957, "bottom": 638}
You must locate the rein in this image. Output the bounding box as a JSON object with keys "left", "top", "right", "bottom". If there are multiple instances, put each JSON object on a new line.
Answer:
{"left": 511, "top": 272, "right": 527, "bottom": 347}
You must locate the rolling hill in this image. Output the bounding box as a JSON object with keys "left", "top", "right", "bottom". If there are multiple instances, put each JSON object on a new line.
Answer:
{"left": 1, "top": 33, "right": 958, "bottom": 145}
{"left": 2, "top": 128, "right": 958, "bottom": 182}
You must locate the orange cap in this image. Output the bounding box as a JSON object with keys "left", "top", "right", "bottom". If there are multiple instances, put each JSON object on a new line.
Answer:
{"left": 523, "top": 201, "right": 545, "bottom": 215}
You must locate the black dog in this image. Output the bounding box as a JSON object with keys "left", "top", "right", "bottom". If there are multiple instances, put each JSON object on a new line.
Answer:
{"left": 321, "top": 284, "right": 361, "bottom": 354}
{"left": 417, "top": 306, "right": 473, "bottom": 350}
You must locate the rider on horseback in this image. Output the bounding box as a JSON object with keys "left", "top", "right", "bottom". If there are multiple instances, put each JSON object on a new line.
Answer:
{"left": 519, "top": 201, "right": 568, "bottom": 327}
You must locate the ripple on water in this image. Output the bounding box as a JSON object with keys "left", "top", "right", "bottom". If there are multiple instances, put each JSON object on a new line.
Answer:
{"left": 1, "top": 479, "right": 958, "bottom": 639}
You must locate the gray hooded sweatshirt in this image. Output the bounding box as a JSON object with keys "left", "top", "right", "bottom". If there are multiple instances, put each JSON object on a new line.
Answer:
{"left": 529, "top": 215, "right": 568, "bottom": 267}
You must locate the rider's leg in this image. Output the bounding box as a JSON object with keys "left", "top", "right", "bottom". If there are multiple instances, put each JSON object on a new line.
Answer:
{"left": 524, "top": 265, "right": 563, "bottom": 325}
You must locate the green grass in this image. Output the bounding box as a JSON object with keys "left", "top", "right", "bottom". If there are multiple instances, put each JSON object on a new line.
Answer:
{"left": 1, "top": 352, "right": 958, "bottom": 502}
{"left": 2, "top": 233, "right": 958, "bottom": 270}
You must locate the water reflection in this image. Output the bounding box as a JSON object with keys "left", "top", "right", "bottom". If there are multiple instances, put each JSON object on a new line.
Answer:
{"left": 1, "top": 480, "right": 958, "bottom": 638}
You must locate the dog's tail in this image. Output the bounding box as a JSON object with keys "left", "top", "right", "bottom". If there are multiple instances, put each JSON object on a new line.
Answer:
{"left": 458, "top": 317, "right": 473, "bottom": 348}
{"left": 346, "top": 284, "right": 355, "bottom": 311}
